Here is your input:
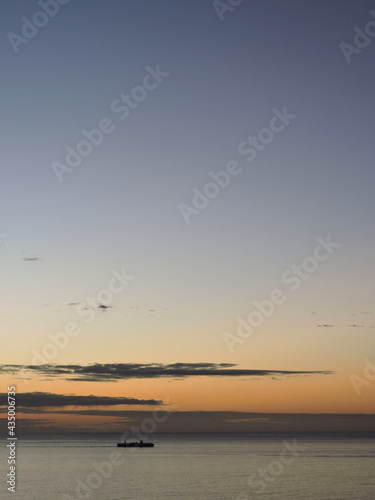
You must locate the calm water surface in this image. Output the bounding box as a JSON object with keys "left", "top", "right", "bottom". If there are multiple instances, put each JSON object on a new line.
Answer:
{"left": 1, "top": 434, "right": 374, "bottom": 499}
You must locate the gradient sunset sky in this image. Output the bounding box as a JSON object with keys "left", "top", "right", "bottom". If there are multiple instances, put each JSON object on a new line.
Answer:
{"left": 1, "top": 0, "right": 375, "bottom": 433}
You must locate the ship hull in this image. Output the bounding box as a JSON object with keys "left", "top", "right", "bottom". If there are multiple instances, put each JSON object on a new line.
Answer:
{"left": 117, "top": 443, "right": 154, "bottom": 447}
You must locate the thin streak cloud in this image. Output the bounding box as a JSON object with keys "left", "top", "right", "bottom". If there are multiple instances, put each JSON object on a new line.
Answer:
{"left": 0, "top": 362, "right": 334, "bottom": 382}
{"left": 0, "top": 392, "right": 163, "bottom": 408}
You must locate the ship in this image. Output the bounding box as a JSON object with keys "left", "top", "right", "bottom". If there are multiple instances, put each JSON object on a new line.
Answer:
{"left": 117, "top": 439, "right": 154, "bottom": 448}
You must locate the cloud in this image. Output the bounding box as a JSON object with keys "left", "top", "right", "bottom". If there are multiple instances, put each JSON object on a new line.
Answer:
{"left": 97, "top": 304, "right": 114, "bottom": 311}
{"left": 224, "top": 417, "right": 272, "bottom": 423}
{"left": 0, "top": 363, "right": 333, "bottom": 382}
{"left": 0, "top": 392, "right": 162, "bottom": 408}
{"left": 68, "top": 302, "right": 114, "bottom": 312}
{"left": 6, "top": 411, "right": 375, "bottom": 435}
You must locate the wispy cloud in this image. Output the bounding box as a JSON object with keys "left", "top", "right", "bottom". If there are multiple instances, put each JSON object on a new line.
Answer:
{"left": 0, "top": 363, "right": 333, "bottom": 382}
{"left": 0, "top": 392, "right": 162, "bottom": 408}
{"left": 68, "top": 302, "right": 114, "bottom": 312}
{"left": 97, "top": 304, "right": 114, "bottom": 311}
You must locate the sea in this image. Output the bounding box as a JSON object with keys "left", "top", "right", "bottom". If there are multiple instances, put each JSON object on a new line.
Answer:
{"left": 1, "top": 433, "right": 375, "bottom": 500}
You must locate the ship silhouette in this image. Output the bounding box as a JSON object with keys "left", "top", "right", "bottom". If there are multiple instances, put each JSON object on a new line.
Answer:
{"left": 117, "top": 439, "right": 154, "bottom": 448}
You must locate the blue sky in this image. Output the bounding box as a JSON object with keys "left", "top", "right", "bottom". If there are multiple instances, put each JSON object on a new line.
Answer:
{"left": 1, "top": 1, "right": 374, "bottom": 426}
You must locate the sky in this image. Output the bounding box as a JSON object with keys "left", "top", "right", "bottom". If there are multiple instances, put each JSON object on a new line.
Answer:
{"left": 1, "top": 0, "right": 375, "bottom": 434}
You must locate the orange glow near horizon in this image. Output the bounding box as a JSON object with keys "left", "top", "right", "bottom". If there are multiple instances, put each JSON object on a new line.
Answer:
{"left": 2, "top": 368, "right": 374, "bottom": 428}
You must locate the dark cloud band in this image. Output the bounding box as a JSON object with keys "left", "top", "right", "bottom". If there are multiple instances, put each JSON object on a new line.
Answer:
{"left": 0, "top": 362, "right": 333, "bottom": 382}
{"left": 0, "top": 392, "right": 162, "bottom": 408}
